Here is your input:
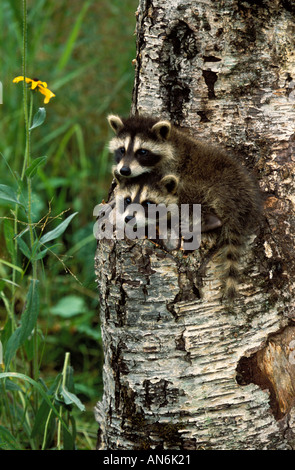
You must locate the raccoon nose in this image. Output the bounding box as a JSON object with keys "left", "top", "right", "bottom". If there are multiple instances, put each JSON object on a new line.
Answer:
{"left": 125, "top": 215, "right": 134, "bottom": 223}
{"left": 120, "top": 166, "right": 131, "bottom": 176}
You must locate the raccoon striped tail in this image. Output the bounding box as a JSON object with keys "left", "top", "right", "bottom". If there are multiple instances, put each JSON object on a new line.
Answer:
{"left": 217, "top": 236, "right": 244, "bottom": 302}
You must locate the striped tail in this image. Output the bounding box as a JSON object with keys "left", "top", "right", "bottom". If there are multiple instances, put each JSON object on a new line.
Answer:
{"left": 217, "top": 235, "right": 244, "bottom": 302}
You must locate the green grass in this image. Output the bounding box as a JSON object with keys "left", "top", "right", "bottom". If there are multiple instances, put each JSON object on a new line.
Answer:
{"left": 0, "top": 0, "right": 137, "bottom": 450}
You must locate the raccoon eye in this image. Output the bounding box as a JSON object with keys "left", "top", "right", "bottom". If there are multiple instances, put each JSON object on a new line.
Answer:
{"left": 137, "top": 149, "right": 149, "bottom": 156}
{"left": 119, "top": 147, "right": 125, "bottom": 155}
{"left": 124, "top": 197, "right": 131, "bottom": 205}
{"left": 142, "top": 200, "right": 154, "bottom": 207}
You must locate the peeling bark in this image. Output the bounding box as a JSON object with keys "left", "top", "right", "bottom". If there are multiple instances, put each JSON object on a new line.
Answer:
{"left": 95, "top": 0, "right": 295, "bottom": 450}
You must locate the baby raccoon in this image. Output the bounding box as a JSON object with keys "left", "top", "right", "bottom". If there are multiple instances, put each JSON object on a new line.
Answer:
{"left": 108, "top": 114, "right": 175, "bottom": 178}
{"left": 114, "top": 173, "right": 180, "bottom": 244}
{"left": 108, "top": 114, "right": 262, "bottom": 301}
{"left": 114, "top": 171, "right": 219, "bottom": 244}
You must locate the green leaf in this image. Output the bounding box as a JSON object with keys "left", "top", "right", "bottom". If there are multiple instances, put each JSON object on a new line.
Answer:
{"left": 25, "top": 156, "right": 47, "bottom": 178}
{"left": 3, "top": 219, "right": 16, "bottom": 260}
{"left": 29, "top": 107, "right": 46, "bottom": 130}
{"left": 4, "top": 280, "right": 39, "bottom": 366}
{"left": 34, "top": 247, "right": 49, "bottom": 260}
{"left": 63, "top": 415, "right": 76, "bottom": 450}
{"left": 16, "top": 237, "right": 32, "bottom": 259}
{"left": 60, "top": 384, "right": 85, "bottom": 411}
{"left": 0, "top": 259, "right": 24, "bottom": 275}
{"left": 31, "top": 374, "right": 61, "bottom": 439}
{"left": 39, "top": 212, "right": 78, "bottom": 245}
{"left": 0, "top": 184, "right": 22, "bottom": 206}
{"left": 51, "top": 295, "right": 86, "bottom": 318}
{"left": 0, "top": 425, "right": 20, "bottom": 450}
{"left": 0, "top": 372, "right": 71, "bottom": 439}
{"left": 31, "top": 399, "right": 54, "bottom": 440}
{"left": 33, "top": 243, "right": 60, "bottom": 260}
{"left": 3, "top": 379, "right": 22, "bottom": 392}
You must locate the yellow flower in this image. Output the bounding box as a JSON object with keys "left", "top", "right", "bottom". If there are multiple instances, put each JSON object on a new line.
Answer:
{"left": 37, "top": 84, "right": 56, "bottom": 104}
{"left": 13, "top": 76, "right": 55, "bottom": 104}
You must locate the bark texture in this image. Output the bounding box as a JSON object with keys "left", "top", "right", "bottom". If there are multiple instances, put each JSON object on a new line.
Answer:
{"left": 95, "top": 0, "right": 295, "bottom": 449}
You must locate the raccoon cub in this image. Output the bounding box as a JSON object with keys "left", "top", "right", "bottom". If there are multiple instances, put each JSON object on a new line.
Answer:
{"left": 113, "top": 172, "right": 180, "bottom": 241}
{"left": 107, "top": 114, "right": 262, "bottom": 300}
{"left": 113, "top": 171, "right": 219, "bottom": 248}
{"left": 108, "top": 114, "right": 175, "bottom": 178}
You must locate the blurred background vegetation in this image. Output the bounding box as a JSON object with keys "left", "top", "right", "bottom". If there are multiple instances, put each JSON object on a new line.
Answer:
{"left": 0, "top": 0, "right": 138, "bottom": 449}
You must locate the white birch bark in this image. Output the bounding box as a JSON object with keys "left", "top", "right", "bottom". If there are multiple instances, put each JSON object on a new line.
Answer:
{"left": 95, "top": 0, "right": 295, "bottom": 450}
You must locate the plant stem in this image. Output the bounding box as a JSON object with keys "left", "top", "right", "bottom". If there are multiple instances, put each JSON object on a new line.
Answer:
{"left": 57, "top": 352, "right": 71, "bottom": 449}
{"left": 21, "top": 1, "right": 40, "bottom": 411}
{"left": 42, "top": 407, "right": 53, "bottom": 450}
{"left": 22, "top": 2, "right": 39, "bottom": 392}
{"left": 11, "top": 0, "right": 29, "bottom": 319}
{"left": 22, "top": 0, "right": 28, "bottom": 135}
{"left": 24, "top": 94, "right": 37, "bottom": 278}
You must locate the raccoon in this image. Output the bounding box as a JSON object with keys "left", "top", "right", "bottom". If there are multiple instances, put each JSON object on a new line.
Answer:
{"left": 114, "top": 171, "right": 219, "bottom": 242}
{"left": 114, "top": 173, "right": 180, "bottom": 242}
{"left": 108, "top": 114, "right": 262, "bottom": 301}
{"left": 108, "top": 114, "right": 175, "bottom": 178}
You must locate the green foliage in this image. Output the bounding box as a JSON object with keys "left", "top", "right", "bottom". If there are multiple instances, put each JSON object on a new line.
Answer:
{"left": 4, "top": 280, "right": 40, "bottom": 368}
{"left": 0, "top": 0, "right": 137, "bottom": 450}
{"left": 0, "top": 355, "right": 84, "bottom": 450}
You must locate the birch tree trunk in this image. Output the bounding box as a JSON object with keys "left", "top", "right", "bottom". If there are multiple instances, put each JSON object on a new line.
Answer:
{"left": 94, "top": 0, "right": 295, "bottom": 450}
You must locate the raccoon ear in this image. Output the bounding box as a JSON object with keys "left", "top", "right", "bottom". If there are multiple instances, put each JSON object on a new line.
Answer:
{"left": 151, "top": 120, "right": 171, "bottom": 140}
{"left": 161, "top": 175, "right": 179, "bottom": 195}
{"left": 201, "top": 213, "right": 222, "bottom": 232}
{"left": 107, "top": 115, "right": 124, "bottom": 134}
